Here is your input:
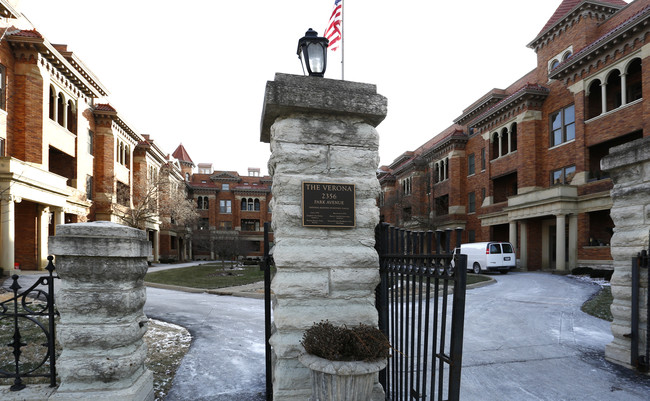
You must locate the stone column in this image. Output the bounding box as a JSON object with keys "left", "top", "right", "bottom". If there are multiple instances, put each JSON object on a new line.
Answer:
{"left": 520, "top": 221, "right": 528, "bottom": 270}
{"left": 509, "top": 221, "right": 517, "bottom": 250}
{"left": 556, "top": 214, "right": 566, "bottom": 271}
{"left": 568, "top": 214, "right": 578, "bottom": 269}
{"left": 0, "top": 195, "right": 16, "bottom": 272}
{"left": 601, "top": 82, "right": 607, "bottom": 114}
{"left": 601, "top": 137, "right": 650, "bottom": 371}
{"left": 48, "top": 221, "right": 154, "bottom": 401}
{"left": 260, "top": 73, "right": 387, "bottom": 400}
{"left": 620, "top": 73, "right": 627, "bottom": 106}
{"left": 38, "top": 206, "right": 50, "bottom": 270}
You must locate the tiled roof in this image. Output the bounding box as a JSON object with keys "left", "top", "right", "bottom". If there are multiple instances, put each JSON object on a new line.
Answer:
{"left": 94, "top": 103, "right": 116, "bottom": 112}
{"left": 172, "top": 144, "right": 193, "bottom": 164}
{"left": 537, "top": 0, "right": 628, "bottom": 36}
{"left": 9, "top": 29, "right": 42, "bottom": 38}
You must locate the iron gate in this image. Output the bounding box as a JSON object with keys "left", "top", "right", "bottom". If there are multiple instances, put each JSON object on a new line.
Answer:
{"left": 631, "top": 240, "right": 650, "bottom": 372}
{"left": 376, "top": 223, "right": 467, "bottom": 401}
{"left": 0, "top": 256, "right": 58, "bottom": 391}
{"left": 261, "top": 222, "right": 274, "bottom": 401}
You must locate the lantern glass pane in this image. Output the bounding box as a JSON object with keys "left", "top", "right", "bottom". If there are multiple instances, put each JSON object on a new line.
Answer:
{"left": 307, "top": 43, "right": 325, "bottom": 74}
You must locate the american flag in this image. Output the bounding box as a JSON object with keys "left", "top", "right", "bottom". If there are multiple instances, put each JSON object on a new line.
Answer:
{"left": 325, "top": 0, "right": 342, "bottom": 51}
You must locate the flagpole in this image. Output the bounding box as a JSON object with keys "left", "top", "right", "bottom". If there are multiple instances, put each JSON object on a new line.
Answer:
{"left": 341, "top": 0, "right": 345, "bottom": 80}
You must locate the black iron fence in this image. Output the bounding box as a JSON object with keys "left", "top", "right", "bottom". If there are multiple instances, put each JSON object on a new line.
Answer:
{"left": 631, "top": 243, "right": 649, "bottom": 372}
{"left": 261, "top": 222, "right": 274, "bottom": 401}
{"left": 0, "top": 256, "right": 58, "bottom": 391}
{"left": 376, "top": 223, "right": 467, "bottom": 401}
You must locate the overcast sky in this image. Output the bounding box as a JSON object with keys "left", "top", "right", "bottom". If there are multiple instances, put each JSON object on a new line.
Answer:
{"left": 17, "top": 0, "right": 564, "bottom": 175}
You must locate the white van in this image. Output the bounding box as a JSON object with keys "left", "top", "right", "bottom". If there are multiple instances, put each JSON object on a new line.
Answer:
{"left": 458, "top": 242, "right": 516, "bottom": 274}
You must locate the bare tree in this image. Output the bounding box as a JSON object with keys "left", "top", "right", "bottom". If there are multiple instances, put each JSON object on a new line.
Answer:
{"left": 114, "top": 176, "right": 198, "bottom": 230}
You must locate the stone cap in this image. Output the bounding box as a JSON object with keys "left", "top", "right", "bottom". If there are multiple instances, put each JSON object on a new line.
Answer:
{"left": 260, "top": 73, "right": 387, "bottom": 143}
{"left": 601, "top": 136, "right": 650, "bottom": 172}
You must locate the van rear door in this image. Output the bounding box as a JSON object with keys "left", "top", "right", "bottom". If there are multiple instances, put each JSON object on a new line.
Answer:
{"left": 487, "top": 243, "right": 502, "bottom": 270}
{"left": 501, "top": 242, "right": 516, "bottom": 267}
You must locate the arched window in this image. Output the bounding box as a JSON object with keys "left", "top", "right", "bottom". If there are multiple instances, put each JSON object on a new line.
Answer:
{"left": 510, "top": 123, "right": 517, "bottom": 152}
{"left": 434, "top": 163, "right": 439, "bottom": 183}
{"left": 125, "top": 145, "right": 130, "bottom": 167}
{"left": 626, "top": 58, "right": 642, "bottom": 103}
{"left": 49, "top": 86, "right": 55, "bottom": 120}
{"left": 204, "top": 197, "right": 209, "bottom": 210}
{"left": 197, "top": 197, "right": 203, "bottom": 209}
{"left": 241, "top": 198, "right": 247, "bottom": 211}
{"left": 500, "top": 127, "right": 509, "bottom": 156}
{"left": 587, "top": 80, "right": 602, "bottom": 120}
{"left": 605, "top": 70, "right": 622, "bottom": 111}
{"left": 185, "top": 172, "right": 190, "bottom": 181}
{"left": 562, "top": 51, "right": 572, "bottom": 61}
{"left": 57, "top": 93, "right": 65, "bottom": 125}
{"left": 491, "top": 132, "right": 499, "bottom": 160}
{"left": 550, "top": 59, "right": 560, "bottom": 70}
{"left": 254, "top": 199, "right": 260, "bottom": 211}
{"left": 248, "top": 198, "right": 254, "bottom": 211}
{"left": 67, "top": 100, "right": 76, "bottom": 133}
{"left": 444, "top": 158, "right": 449, "bottom": 180}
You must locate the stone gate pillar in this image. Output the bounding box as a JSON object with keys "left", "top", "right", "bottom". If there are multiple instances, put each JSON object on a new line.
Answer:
{"left": 48, "top": 221, "right": 154, "bottom": 400}
{"left": 260, "top": 73, "right": 387, "bottom": 400}
{"left": 601, "top": 137, "right": 650, "bottom": 371}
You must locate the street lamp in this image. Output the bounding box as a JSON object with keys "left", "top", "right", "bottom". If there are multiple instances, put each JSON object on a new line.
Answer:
{"left": 297, "top": 28, "right": 329, "bottom": 77}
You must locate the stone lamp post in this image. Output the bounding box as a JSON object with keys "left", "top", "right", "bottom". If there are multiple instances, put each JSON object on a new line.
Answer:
{"left": 260, "top": 73, "right": 387, "bottom": 400}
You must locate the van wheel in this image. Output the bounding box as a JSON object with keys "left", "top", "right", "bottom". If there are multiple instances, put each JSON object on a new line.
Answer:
{"left": 473, "top": 263, "right": 481, "bottom": 274}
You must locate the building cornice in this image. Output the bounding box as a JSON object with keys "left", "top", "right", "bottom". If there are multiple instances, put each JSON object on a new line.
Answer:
{"left": 7, "top": 31, "right": 109, "bottom": 97}
{"left": 469, "top": 84, "right": 550, "bottom": 130}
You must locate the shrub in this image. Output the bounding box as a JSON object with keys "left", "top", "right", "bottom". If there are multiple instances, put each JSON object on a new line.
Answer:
{"left": 301, "top": 320, "right": 391, "bottom": 362}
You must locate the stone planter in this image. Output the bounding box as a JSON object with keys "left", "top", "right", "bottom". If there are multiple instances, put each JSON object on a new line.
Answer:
{"left": 299, "top": 353, "right": 387, "bottom": 401}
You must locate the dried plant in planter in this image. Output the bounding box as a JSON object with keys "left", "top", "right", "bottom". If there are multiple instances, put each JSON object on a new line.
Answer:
{"left": 301, "top": 320, "right": 391, "bottom": 361}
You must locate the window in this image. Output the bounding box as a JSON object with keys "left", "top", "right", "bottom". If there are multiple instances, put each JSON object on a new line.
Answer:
{"left": 222, "top": 184, "right": 230, "bottom": 191}
{"left": 468, "top": 191, "right": 476, "bottom": 213}
{"left": 0, "top": 65, "right": 5, "bottom": 111}
{"left": 199, "top": 218, "right": 209, "bottom": 230}
{"left": 551, "top": 165, "right": 576, "bottom": 185}
{"left": 86, "top": 175, "right": 93, "bottom": 200}
{"left": 468, "top": 153, "right": 475, "bottom": 176}
{"left": 87, "top": 130, "right": 94, "bottom": 155}
{"left": 185, "top": 173, "right": 190, "bottom": 181}
{"left": 550, "top": 105, "right": 575, "bottom": 147}
{"left": 402, "top": 177, "right": 412, "bottom": 196}
{"left": 241, "top": 219, "right": 259, "bottom": 231}
{"left": 197, "top": 196, "right": 209, "bottom": 210}
{"left": 481, "top": 148, "right": 486, "bottom": 170}
{"left": 49, "top": 86, "right": 55, "bottom": 120}
{"left": 489, "top": 244, "right": 502, "bottom": 254}
{"left": 220, "top": 199, "right": 232, "bottom": 213}
{"left": 468, "top": 230, "right": 476, "bottom": 243}
{"left": 219, "top": 221, "right": 232, "bottom": 230}
{"left": 0, "top": 137, "right": 5, "bottom": 157}
{"left": 254, "top": 199, "right": 260, "bottom": 211}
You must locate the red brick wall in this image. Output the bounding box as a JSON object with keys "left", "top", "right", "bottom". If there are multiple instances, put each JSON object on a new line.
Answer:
{"left": 15, "top": 201, "right": 38, "bottom": 270}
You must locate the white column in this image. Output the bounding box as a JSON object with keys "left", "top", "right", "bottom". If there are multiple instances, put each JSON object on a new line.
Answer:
{"left": 520, "top": 221, "right": 528, "bottom": 271}
{"left": 568, "top": 214, "right": 578, "bottom": 270}
{"left": 601, "top": 82, "right": 607, "bottom": 114}
{"left": 498, "top": 132, "right": 503, "bottom": 158}
{"left": 620, "top": 73, "right": 627, "bottom": 106}
{"left": 509, "top": 221, "right": 517, "bottom": 249}
{"left": 38, "top": 206, "right": 51, "bottom": 270}
{"left": 556, "top": 214, "right": 566, "bottom": 271}
{"left": 54, "top": 208, "right": 65, "bottom": 233}
{"left": 153, "top": 230, "right": 160, "bottom": 263}
{"left": 1, "top": 196, "right": 16, "bottom": 272}
{"left": 507, "top": 129, "right": 512, "bottom": 154}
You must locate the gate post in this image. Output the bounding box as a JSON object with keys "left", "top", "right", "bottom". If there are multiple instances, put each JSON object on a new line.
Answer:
{"left": 261, "top": 73, "right": 387, "bottom": 400}
{"left": 48, "top": 221, "right": 154, "bottom": 400}
{"left": 601, "top": 136, "right": 650, "bottom": 372}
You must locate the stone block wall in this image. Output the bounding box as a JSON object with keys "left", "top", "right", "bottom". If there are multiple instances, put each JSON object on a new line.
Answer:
{"left": 601, "top": 136, "right": 650, "bottom": 370}
{"left": 261, "top": 74, "right": 387, "bottom": 400}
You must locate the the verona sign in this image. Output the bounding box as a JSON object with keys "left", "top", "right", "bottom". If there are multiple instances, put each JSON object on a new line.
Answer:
{"left": 302, "top": 182, "right": 355, "bottom": 228}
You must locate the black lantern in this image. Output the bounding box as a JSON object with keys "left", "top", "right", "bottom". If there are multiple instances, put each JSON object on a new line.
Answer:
{"left": 297, "top": 28, "right": 329, "bottom": 77}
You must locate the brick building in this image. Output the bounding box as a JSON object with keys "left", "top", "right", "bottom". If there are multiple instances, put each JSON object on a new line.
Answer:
{"left": 0, "top": 2, "right": 197, "bottom": 270}
{"left": 379, "top": 0, "right": 649, "bottom": 271}
{"left": 172, "top": 145, "right": 273, "bottom": 261}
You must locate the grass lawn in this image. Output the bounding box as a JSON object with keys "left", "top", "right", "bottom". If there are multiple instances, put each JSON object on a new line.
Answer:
{"left": 581, "top": 285, "right": 613, "bottom": 322}
{"left": 145, "top": 262, "right": 267, "bottom": 289}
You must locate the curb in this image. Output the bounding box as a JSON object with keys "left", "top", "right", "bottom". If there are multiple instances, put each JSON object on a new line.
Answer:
{"left": 145, "top": 281, "right": 265, "bottom": 299}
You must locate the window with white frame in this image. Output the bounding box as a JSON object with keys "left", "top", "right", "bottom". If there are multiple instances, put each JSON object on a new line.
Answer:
{"left": 550, "top": 104, "right": 575, "bottom": 147}
{"left": 220, "top": 199, "right": 232, "bottom": 213}
{"left": 402, "top": 176, "right": 412, "bottom": 196}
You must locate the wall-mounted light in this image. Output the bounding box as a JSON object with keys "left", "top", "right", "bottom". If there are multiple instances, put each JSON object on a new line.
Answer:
{"left": 297, "top": 28, "right": 329, "bottom": 77}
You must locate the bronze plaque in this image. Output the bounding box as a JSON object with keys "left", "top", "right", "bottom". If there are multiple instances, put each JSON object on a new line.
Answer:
{"left": 302, "top": 182, "right": 355, "bottom": 228}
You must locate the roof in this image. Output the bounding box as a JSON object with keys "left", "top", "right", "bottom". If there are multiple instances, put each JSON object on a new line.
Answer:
{"left": 535, "top": 0, "right": 628, "bottom": 39}
{"left": 172, "top": 144, "right": 194, "bottom": 164}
